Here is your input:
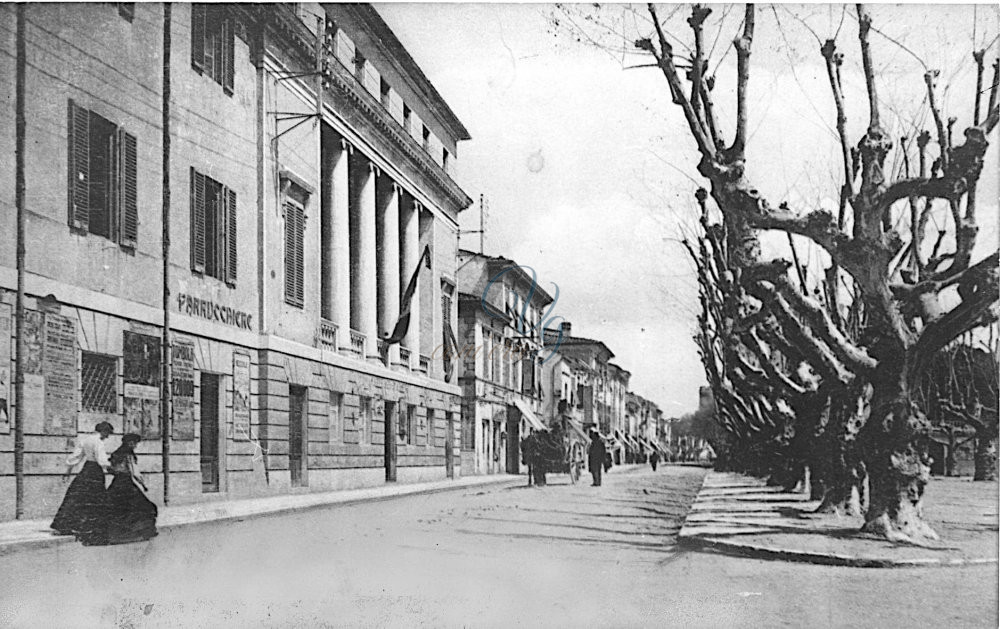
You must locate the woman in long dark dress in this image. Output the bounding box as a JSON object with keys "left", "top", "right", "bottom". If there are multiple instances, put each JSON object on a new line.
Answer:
{"left": 51, "top": 421, "right": 113, "bottom": 537}
{"left": 81, "top": 433, "right": 158, "bottom": 546}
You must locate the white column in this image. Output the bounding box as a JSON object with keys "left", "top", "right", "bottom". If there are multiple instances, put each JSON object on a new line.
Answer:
{"left": 356, "top": 161, "right": 379, "bottom": 354}
{"left": 378, "top": 181, "right": 401, "bottom": 366}
{"left": 326, "top": 140, "right": 351, "bottom": 340}
{"left": 400, "top": 199, "right": 420, "bottom": 367}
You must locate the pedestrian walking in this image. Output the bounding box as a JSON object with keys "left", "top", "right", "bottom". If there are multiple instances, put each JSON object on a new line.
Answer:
{"left": 81, "top": 433, "right": 158, "bottom": 546}
{"left": 649, "top": 450, "right": 660, "bottom": 471}
{"left": 50, "top": 421, "right": 113, "bottom": 538}
{"left": 588, "top": 429, "right": 606, "bottom": 487}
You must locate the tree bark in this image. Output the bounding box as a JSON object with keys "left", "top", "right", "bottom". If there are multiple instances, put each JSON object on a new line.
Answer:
{"left": 861, "top": 392, "right": 938, "bottom": 543}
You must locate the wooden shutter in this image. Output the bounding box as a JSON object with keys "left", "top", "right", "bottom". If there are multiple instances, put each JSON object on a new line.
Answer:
{"left": 225, "top": 187, "right": 237, "bottom": 285}
{"left": 287, "top": 205, "right": 297, "bottom": 304}
{"left": 297, "top": 206, "right": 305, "bottom": 304}
{"left": 190, "top": 168, "right": 206, "bottom": 273}
{"left": 222, "top": 13, "right": 235, "bottom": 95}
{"left": 67, "top": 100, "right": 90, "bottom": 231}
{"left": 284, "top": 203, "right": 304, "bottom": 306}
{"left": 190, "top": 4, "right": 206, "bottom": 72}
{"left": 117, "top": 129, "right": 138, "bottom": 248}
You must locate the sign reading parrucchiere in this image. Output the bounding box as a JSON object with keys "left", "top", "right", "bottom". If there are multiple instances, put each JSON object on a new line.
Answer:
{"left": 177, "top": 293, "right": 253, "bottom": 330}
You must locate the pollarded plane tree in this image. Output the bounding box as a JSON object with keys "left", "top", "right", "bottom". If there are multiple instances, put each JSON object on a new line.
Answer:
{"left": 683, "top": 185, "right": 868, "bottom": 514}
{"left": 657, "top": 4, "right": 998, "bottom": 543}
{"left": 558, "top": 3, "right": 999, "bottom": 543}
{"left": 917, "top": 330, "right": 999, "bottom": 481}
{"left": 682, "top": 190, "right": 798, "bottom": 479}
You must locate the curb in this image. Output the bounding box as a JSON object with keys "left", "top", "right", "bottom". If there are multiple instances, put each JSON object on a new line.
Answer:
{"left": 0, "top": 475, "right": 521, "bottom": 557}
{"left": 676, "top": 533, "right": 1000, "bottom": 569}
{"left": 677, "top": 473, "right": 998, "bottom": 569}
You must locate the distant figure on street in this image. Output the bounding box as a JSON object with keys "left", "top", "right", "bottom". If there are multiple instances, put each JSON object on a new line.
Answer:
{"left": 81, "top": 433, "right": 158, "bottom": 545}
{"left": 649, "top": 450, "right": 660, "bottom": 471}
{"left": 588, "top": 430, "right": 606, "bottom": 487}
{"left": 51, "top": 421, "right": 113, "bottom": 538}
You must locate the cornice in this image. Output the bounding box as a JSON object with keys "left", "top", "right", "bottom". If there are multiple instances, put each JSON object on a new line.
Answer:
{"left": 262, "top": 5, "right": 473, "bottom": 213}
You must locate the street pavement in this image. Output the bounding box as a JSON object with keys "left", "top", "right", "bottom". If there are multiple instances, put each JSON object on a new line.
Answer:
{"left": 681, "top": 472, "right": 1000, "bottom": 567}
{"left": 0, "top": 464, "right": 996, "bottom": 628}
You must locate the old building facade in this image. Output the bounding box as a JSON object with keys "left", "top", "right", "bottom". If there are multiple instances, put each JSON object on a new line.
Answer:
{"left": 456, "top": 252, "right": 549, "bottom": 475}
{"left": 0, "top": 3, "right": 471, "bottom": 520}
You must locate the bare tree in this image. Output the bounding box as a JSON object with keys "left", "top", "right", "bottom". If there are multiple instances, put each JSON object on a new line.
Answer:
{"left": 558, "top": 3, "right": 999, "bottom": 542}
{"left": 918, "top": 333, "right": 999, "bottom": 481}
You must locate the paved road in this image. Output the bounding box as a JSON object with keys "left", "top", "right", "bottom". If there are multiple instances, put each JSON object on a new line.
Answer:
{"left": 0, "top": 465, "right": 995, "bottom": 628}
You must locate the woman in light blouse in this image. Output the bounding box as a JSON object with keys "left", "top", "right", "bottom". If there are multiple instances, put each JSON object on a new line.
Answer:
{"left": 81, "top": 433, "right": 158, "bottom": 545}
{"left": 50, "top": 421, "right": 113, "bottom": 537}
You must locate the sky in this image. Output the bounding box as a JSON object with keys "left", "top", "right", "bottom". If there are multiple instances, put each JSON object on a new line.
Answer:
{"left": 376, "top": 3, "right": 1000, "bottom": 417}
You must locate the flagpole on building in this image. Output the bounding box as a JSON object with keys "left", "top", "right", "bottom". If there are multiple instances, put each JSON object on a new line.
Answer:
{"left": 160, "top": 2, "right": 172, "bottom": 505}
{"left": 13, "top": 2, "right": 27, "bottom": 519}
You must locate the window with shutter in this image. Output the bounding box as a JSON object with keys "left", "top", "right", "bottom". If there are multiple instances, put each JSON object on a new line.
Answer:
{"left": 86, "top": 112, "right": 117, "bottom": 240}
{"left": 190, "top": 4, "right": 206, "bottom": 72}
{"left": 190, "top": 169, "right": 236, "bottom": 284}
{"left": 222, "top": 15, "right": 234, "bottom": 95}
{"left": 284, "top": 201, "right": 305, "bottom": 307}
{"left": 192, "top": 4, "right": 234, "bottom": 94}
{"left": 225, "top": 187, "right": 237, "bottom": 285}
{"left": 118, "top": 130, "right": 138, "bottom": 248}
{"left": 190, "top": 168, "right": 206, "bottom": 273}
{"left": 67, "top": 100, "right": 90, "bottom": 231}
{"left": 68, "top": 100, "right": 137, "bottom": 248}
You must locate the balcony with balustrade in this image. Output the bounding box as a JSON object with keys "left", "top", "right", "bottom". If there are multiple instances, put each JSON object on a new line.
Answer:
{"left": 348, "top": 329, "right": 366, "bottom": 358}
{"left": 318, "top": 319, "right": 338, "bottom": 351}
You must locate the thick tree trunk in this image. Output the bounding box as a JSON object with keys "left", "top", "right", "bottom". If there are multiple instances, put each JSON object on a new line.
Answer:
{"left": 944, "top": 430, "right": 958, "bottom": 476}
{"left": 815, "top": 467, "right": 864, "bottom": 516}
{"left": 973, "top": 435, "right": 998, "bottom": 481}
{"left": 861, "top": 396, "right": 939, "bottom": 543}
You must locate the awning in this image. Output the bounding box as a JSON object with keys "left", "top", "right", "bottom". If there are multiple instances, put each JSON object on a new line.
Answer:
{"left": 513, "top": 398, "right": 546, "bottom": 432}
{"left": 565, "top": 419, "right": 590, "bottom": 443}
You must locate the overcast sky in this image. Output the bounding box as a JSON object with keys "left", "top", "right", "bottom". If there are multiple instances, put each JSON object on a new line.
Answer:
{"left": 377, "top": 3, "right": 1000, "bottom": 417}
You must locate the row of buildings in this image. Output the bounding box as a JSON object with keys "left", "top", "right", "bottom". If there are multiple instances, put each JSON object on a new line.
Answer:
{"left": 0, "top": 3, "right": 668, "bottom": 521}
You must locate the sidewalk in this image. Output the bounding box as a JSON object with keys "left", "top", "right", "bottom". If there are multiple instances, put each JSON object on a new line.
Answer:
{"left": 0, "top": 474, "right": 521, "bottom": 556}
{"left": 679, "top": 471, "right": 999, "bottom": 568}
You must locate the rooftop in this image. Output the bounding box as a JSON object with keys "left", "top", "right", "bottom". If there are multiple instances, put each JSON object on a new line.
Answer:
{"left": 356, "top": 5, "right": 472, "bottom": 141}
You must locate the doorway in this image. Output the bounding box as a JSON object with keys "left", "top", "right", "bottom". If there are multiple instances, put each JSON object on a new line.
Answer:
{"left": 200, "top": 373, "right": 220, "bottom": 493}
{"left": 384, "top": 401, "right": 397, "bottom": 482}
{"left": 289, "top": 385, "right": 307, "bottom": 487}
{"left": 506, "top": 406, "right": 520, "bottom": 474}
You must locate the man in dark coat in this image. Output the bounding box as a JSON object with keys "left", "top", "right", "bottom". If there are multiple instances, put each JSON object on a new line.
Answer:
{"left": 588, "top": 430, "right": 607, "bottom": 487}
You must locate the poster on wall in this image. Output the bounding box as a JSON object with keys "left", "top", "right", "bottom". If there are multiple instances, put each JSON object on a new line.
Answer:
{"left": 43, "top": 313, "right": 77, "bottom": 436}
{"left": 123, "top": 387, "right": 160, "bottom": 439}
{"left": 22, "top": 310, "right": 43, "bottom": 376}
{"left": 172, "top": 336, "right": 196, "bottom": 440}
{"left": 0, "top": 303, "right": 10, "bottom": 434}
{"left": 16, "top": 310, "right": 77, "bottom": 436}
{"left": 232, "top": 351, "right": 251, "bottom": 441}
{"left": 123, "top": 331, "right": 161, "bottom": 439}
